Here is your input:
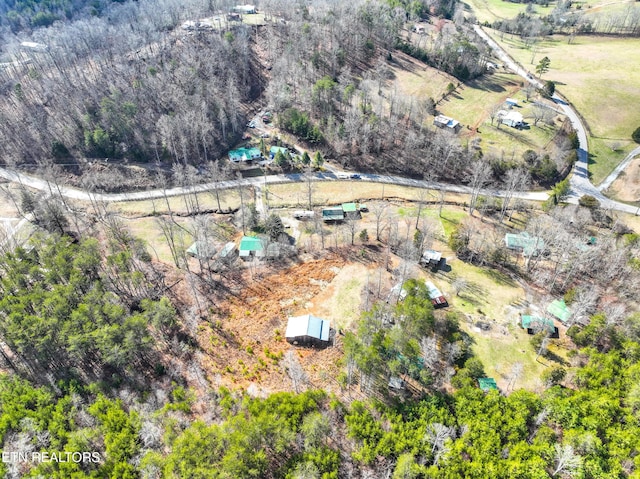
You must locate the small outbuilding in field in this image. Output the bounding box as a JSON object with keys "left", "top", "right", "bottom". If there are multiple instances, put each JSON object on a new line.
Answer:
{"left": 285, "top": 314, "right": 331, "bottom": 347}
{"left": 433, "top": 115, "right": 461, "bottom": 133}
{"left": 505, "top": 98, "right": 519, "bottom": 108}
{"left": 425, "top": 281, "right": 448, "bottom": 308}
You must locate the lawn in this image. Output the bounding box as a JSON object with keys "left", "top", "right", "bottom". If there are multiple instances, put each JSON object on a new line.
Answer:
{"left": 110, "top": 188, "right": 243, "bottom": 217}
{"left": 486, "top": 29, "right": 640, "bottom": 184}
{"left": 438, "top": 72, "right": 522, "bottom": 127}
{"left": 438, "top": 72, "right": 562, "bottom": 159}
{"left": 391, "top": 56, "right": 454, "bottom": 102}
{"left": 310, "top": 263, "right": 373, "bottom": 332}
{"left": 266, "top": 181, "right": 470, "bottom": 208}
{"left": 122, "top": 216, "right": 193, "bottom": 265}
{"left": 464, "top": 322, "right": 550, "bottom": 391}
{"left": 463, "top": 0, "right": 555, "bottom": 23}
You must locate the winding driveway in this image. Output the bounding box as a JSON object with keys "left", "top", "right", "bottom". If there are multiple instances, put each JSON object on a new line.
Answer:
{"left": 473, "top": 25, "right": 639, "bottom": 215}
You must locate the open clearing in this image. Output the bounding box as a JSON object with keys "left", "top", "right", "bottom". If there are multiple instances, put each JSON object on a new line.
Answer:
{"left": 487, "top": 29, "right": 640, "bottom": 184}
{"left": 110, "top": 188, "right": 244, "bottom": 217}
{"left": 391, "top": 53, "right": 454, "bottom": 102}
{"left": 122, "top": 216, "right": 194, "bottom": 265}
{"left": 435, "top": 71, "right": 566, "bottom": 160}
{"left": 266, "top": 181, "right": 469, "bottom": 209}
{"left": 465, "top": 0, "right": 633, "bottom": 26}
{"left": 464, "top": 0, "right": 554, "bottom": 23}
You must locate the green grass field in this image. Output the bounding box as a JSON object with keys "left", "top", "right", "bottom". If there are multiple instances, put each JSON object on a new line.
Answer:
{"left": 486, "top": 30, "right": 640, "bottom": 184}
{"left": 392, "top": 58, "right": 454, "bottom": 101}
{"left": 122, "top": 216, "right": 193, "bottom": 265}
{"left": 464, "top": 0, "right": 631, "bottom": 26}
{"left": 463, "top": 0, "right": 555, "bottom": 24}
{"left": 439, "top": 72, "right": 562, "bottom": 160}
{"left": 438, "top": 72, "right": 521, "bottom": 126}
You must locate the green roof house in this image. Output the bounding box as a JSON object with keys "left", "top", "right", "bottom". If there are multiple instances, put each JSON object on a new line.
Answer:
{"left": 478, "top": 377, "right": 498, "bottom": 392}
{"left": 229, "top": 147, "right": 262, "bottom": 163}
{"left": 547, "top": 300, "right": 571, "bottom": 324}
{"left": 239, "top": 236, "right": 265, "bottom": 260}
{"left": 504, "top": 232, "right": 545, "bottom": 257}
{"left": 521, "top": 315, "right": 555, "bottom": 334}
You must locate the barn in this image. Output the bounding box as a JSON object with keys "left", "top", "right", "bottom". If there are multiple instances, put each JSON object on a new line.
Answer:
{"left": 285, "top": 314, "right": 331, "bottom": 347}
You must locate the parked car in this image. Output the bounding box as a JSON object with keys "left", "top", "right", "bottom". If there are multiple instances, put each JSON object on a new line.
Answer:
{"left": 350, "top": 173, "right": 361, "bottom": 179}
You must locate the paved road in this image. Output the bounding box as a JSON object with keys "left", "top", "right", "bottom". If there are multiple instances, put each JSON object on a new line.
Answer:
{"left": 0, "top": 166, "right": 549, "bottom": 204}
{"left": 473, "top": 25, "right": 639, "bottom": 215}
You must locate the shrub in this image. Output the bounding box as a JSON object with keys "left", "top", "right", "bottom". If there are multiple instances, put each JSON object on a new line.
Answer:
{"left": 578, "top": 195, "right": 600, "bottom": 209}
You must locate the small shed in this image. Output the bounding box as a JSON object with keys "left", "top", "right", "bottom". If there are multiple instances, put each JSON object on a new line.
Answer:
{"left": 505, "top": 98, "right": 519, "bottom": 108}
{"left": 285, "top": 314, "right": 331, "bottom": 347}
{"left": 547, "top": 300, "right": 571, "bottom": 324}
{"left": 186, "top": 241, "right": 217, "bottom": 260}
{"left": 342, "top": 202, "right": 360, "bottom": 219}
{"left": 501, "top": 111, "right": 524, "bottom": 128}
{"left": 388, "top": 376, "right": 406, "bottom": 390}
{"left": 433, "top": 115, "right": 461, "bottom": 133}
{"left": 322, "top": 207, "right": 344, "bottom": 222}
{"left": 239, "top": 236, "right": 265, "bottom": 260}
{"left": 388, "top": 283, "right": 408, "bottom": 303}
{"left": 425, "top": 281, "right": 448, "bottom": 308}
{"left": 265, "top": 243, "right": 281, "bottom": 260}
{"left": 478, "top": 377, "right": 498, "bottom": 392}
{"left": 218, "top": 242, "right": 237, "bottom": 259}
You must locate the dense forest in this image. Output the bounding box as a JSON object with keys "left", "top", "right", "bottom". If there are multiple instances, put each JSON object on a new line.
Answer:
{"left": 0, "top": 0, "right": 121, "bottom": 32}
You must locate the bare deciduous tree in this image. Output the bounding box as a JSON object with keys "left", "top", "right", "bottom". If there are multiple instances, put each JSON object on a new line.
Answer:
{"left": 553, "top": 444, "right": 582, "bottom": 477}
{"left": 283, "top": 350, "right": 308, "bottom": 393}
{"left": 468, "top": 160, "right": 492, "bottom": 216}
